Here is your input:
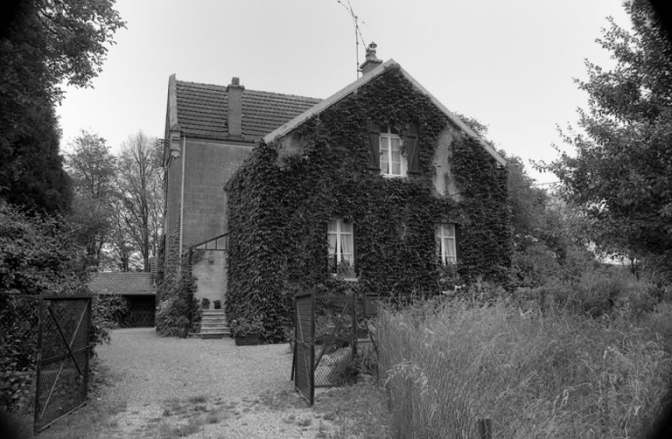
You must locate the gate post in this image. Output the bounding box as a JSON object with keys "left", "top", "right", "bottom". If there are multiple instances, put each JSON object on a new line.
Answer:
{"left": 34, "top": 295, "right": 45, "bottom": 434}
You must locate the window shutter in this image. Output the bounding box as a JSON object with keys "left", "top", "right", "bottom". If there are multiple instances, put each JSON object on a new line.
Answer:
{"left": 368, "top": 123, "right": 380, "bottom": 171}
{"left": 353, "top": 222, "right": 359, "bottom": 276}
{"left": 406, "top": 124, "right": 420, "bottom": 174}
{"left": 454, "top": 223, "right": 462, "bottom": 263}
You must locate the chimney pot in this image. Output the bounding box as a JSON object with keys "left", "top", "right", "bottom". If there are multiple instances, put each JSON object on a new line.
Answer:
{"left": 360, "top": 42, "right": 383, "bottom": 75}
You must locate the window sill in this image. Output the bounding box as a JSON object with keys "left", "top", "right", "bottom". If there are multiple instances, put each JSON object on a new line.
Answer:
{"left": 331, "top": 274, "right": 359, "bottom": 282}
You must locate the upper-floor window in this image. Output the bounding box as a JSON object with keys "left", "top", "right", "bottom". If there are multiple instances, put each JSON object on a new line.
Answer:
{"left": 436, "top": 223, "right": 457, "bottom": 265}
{"left": 379, "top": 126, "right": 406, "bottom": 177}
{"left": 369, "top": 123, "right": 420, "bottom": 176}
{"left": 328, "top": 219, "right": 355, "bottom": 277}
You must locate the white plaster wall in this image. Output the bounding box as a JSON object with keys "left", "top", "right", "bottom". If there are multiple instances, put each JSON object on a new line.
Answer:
{"left": 192, "top": 250, "right": 227, "bottom": 305}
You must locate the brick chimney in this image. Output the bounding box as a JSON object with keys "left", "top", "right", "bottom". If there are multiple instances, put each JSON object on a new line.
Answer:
{"left": 359, "top": 42, "right": 382, "bottom": 75}
{"left": 226, "top": 77, "right": 245, "bottom": 138}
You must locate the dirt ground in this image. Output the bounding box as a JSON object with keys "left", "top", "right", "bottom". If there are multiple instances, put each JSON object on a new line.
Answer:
{"left": 76, "top": 328, "right": 345, "bottom": 439}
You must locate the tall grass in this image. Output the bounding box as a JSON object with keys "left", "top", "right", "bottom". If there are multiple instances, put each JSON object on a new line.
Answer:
{"left": 378, "top": 297, "right": 672, "bottom": 439}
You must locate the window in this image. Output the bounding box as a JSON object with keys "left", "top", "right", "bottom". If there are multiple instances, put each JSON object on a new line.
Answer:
{"left": 436, "top": 224, "right": 457, "bottom": 265}
{"left": 379, "top": 126, "right": 407, "bottom": 177}
{"left": 328, "top": 219, "right": 354, "bottom": 276}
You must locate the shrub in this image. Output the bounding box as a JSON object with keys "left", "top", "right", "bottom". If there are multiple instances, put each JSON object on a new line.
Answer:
{"left": 378, "top": 297, "right": 672, "bottom": 439}
{"left": 91, "top": 293, "right": 128, "bottom": 345}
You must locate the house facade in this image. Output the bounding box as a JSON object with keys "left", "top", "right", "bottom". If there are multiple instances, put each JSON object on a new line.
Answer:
{"left": 161, "top": 74, "right": 320, "bottom": 305}
{"left": 224, "top": 47, "right": 512, "bottom": 341}
{"left": 161, "top": 46, "right": 511, "bottom": 340}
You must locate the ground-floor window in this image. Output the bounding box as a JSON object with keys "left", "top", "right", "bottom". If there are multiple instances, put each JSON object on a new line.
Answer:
{"left": 328, "top": 218, "right": 354, "bottom": 276}
{"left": 436, "top": 223, "right": 457, "bottom": 265}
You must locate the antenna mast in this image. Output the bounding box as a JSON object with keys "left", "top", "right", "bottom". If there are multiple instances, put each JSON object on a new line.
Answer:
{"left": 337, "top": 0, "right": 368, "bottom": 79}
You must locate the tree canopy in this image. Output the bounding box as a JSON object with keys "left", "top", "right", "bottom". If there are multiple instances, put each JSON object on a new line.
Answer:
{"left": 543, "top": 0, "right": 672, "bottom": 270}
{"left": 0, "top": 0, "right": 125, "bottom": 213}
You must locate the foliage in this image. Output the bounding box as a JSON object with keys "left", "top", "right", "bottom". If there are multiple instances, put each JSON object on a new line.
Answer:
{"left": 378, "top": 293, "right": 672, "bottom": 439}
{"left": 0, "top": 205, "right": 127, "bottom": 353}
{"left": 0, "top": 0, "right": 124, "bottom": 213}
{"left": 230, "top": 316, "right": 264, "bottom": 337}
{"left": 542, "top": 0, "right": 672, "bottom": 274}
{"left": 226, "top": 66, "right": 511, "bottom": 342}
{"left": 115, "top": 132, "right": 164, "bottom": 272}
{"left": 0, "top": 206, "right": 89, "bottom": 297}
{"left": 155, "top": 229, "right": 200, "bottom": 336}
{"left": 66, "top": 130, "right": 117, "bottom": 268}
{"left": 0, "top": 294, "right": 39, "bottom": 413}
{"left": 90, "top": 293, "right": 128, "bottom": 345}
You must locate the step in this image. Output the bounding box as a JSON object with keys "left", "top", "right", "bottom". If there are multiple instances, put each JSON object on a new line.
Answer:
{"left": 189, "top": 332, "right": 230, "bottom": 339}
{"left": 201, "top": 325, "right": 230, "bottom": 332}
{"left": 201, "top": 327, "right": 230, "bottom": 333}
{"left": 202, "top": 309, "right": 226, "bottom": 315}
{"left": 201, "top": 317, "right": 227, "bottom": 325}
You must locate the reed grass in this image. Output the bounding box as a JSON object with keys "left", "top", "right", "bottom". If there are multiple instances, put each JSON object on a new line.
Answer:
{"left": 378, "top": 296, "right": 672, "bottom": 439}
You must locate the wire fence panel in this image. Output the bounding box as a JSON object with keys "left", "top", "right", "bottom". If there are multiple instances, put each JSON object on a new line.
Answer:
{"left": 314, "top": 294, "right": 356, "bottom": 388}
{"left": 35, "top": 296, "right": 92, "bottom": 432}
{"left": 294, "top": 292, "right": 314, "bottom": 405}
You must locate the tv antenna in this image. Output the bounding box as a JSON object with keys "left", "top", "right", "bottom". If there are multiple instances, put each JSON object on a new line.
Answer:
{"left": 337, "top": 0, "right": 369, "bottom": 78}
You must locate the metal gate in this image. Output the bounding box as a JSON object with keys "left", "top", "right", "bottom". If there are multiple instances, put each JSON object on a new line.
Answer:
{"left": 35, "top": 295, "right": 92, "bottom": 432}
{"left": 292, "top": 291, "right": 357, "bottom": 405}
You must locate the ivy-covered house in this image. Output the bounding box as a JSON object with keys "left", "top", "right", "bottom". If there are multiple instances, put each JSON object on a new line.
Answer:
{"left": 160, "top": 45, "right": 511, "bottom": 340}
{"left": 224, "top": 46, "right": 512, "bottom": 341}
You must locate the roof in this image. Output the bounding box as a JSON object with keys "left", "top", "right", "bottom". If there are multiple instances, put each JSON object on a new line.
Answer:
{"left": 89, "top": 272, "right": 155, "bottom": 296}
{"left": 169, "top": 77, "right": 321, "bottom": 142}
{"left": 264, "top": 59, "right": 507, "bottom": 167}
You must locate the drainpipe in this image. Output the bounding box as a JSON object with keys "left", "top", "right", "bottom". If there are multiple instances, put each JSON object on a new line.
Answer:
{"left": 178, "top": 135, "right": 186, "bottom": 277}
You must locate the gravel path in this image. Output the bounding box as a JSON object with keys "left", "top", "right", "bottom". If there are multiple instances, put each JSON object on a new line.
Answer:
{"left": 93, "top": 328, "right": 336, "bottom": 439}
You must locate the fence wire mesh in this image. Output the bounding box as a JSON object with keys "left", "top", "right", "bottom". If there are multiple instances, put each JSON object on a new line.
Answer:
{"left": 0, "top": 294, "right": 91, "bottom": 433}
{"left": 35, "top": 296, "right": 91, "bottom": 432}
{"left": 314, "top": 294, "right": 356, "bottom": 387}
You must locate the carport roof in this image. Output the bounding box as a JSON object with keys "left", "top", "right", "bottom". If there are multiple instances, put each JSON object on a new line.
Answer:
{"left": 89, "top": 272, "right": 155, "bottom": 296}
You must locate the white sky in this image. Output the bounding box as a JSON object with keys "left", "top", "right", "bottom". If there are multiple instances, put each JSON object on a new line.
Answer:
{"left": 56, "top": 0, "right": 631, "bottom": 184}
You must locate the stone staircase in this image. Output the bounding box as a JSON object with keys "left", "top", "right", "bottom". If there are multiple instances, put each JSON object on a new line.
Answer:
{"left": 192, "top": 309, "right": 230, "bottom": 339}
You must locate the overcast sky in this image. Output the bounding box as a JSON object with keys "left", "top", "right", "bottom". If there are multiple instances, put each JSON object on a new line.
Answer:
{"left": 56, "top": 0, "right": 632, "bottom": 184}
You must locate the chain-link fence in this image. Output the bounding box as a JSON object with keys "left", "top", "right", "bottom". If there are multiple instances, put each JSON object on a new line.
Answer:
{"left": 314, "top": 294, "right": 356, "bottom": 387}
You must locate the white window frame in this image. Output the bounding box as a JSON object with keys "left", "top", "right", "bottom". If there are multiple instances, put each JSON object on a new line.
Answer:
{"left": 379, "top": 126, "right": 407, "bottom": 177}
{"left": 328, "top": 219, "right": 355, "bottom": 276}
{"left": 436, "top": 223, "right": 457, "bottom": 265}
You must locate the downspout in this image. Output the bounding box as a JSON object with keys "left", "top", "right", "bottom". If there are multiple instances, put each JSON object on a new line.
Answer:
{"left": 178, "top": 135, "right": 186, "bottom": 276}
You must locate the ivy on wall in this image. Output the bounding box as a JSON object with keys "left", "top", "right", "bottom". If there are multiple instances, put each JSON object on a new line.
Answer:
{"left": 226, "top": 66, "right": 511, "bottom": 342}
{"left": 155, "top": 214, "right": 201, "bottom": 336}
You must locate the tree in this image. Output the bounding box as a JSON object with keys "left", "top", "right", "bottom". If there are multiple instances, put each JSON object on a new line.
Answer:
{"left": 66, "top": 130, "right": 117, "bottom": 268}
{"left": 0, "top": 0, "right": 124, "bottom": 212}
{"left": 116, "top": 132, "right": 164, "bottom": 272}
{"left": 542, "top": 0, "right": 672, "bottom": 270}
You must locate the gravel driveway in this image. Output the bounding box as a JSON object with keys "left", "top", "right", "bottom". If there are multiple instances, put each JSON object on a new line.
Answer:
{"left": 93, "top": 328, "right": 333, "bottom": 439}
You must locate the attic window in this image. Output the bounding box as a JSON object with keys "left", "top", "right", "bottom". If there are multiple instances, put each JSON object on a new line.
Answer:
{"left": 380, "top": 126, "right": 406, "bottom": 177}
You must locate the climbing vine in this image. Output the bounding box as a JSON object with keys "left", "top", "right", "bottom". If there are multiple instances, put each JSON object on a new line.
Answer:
{"left": 226, "top": 66, "right": 511, "bottom": 342}
{"left": 155, "top": 214, "right": 201, "bottom": 336}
